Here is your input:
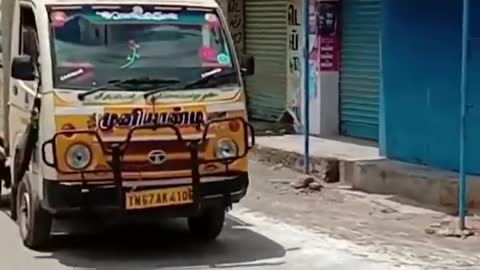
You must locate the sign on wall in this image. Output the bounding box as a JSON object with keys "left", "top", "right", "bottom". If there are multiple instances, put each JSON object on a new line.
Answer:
{"left": 227, "top": 0, "right": 244, "bottom": 53}
{"left": 285, "top": 0, "right": 303, "bottom": 128}
{"left": 317, "top": 0, "right": 340, "bottom": 71}
{"left": 307, "top": 0, "right": 341, "bottom": 136}
{"left": 216, "top": 0, "right": 244, "bottom": 54}
{"left": 286, "top": 0, "right": 341, "bottom": 135}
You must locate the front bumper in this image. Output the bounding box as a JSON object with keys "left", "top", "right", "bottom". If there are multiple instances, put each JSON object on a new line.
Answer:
{"left": 42, "top": 173, "right": 249, "bottom": 217}
{"left": 40, "top": 117, "right": 255, "bottom": 218}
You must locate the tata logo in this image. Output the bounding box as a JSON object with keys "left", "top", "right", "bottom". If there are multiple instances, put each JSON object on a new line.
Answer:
{"left": 147, "top": 150, "right": 167, "bottom": 165}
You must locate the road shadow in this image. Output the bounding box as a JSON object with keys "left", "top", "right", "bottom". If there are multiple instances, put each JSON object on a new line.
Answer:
{"left": 32, "top": 215, "right": 286, "bottom": 269}
{"left": 0, "top": 189, "right": 287, "bottom": 269}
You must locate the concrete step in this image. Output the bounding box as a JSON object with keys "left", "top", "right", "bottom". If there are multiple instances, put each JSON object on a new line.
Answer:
{"left": 252, "top": 135, "right": 479, "bottom": 210}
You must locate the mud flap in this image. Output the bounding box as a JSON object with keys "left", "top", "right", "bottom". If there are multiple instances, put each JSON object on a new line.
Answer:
{"left": 0, "top": 146, "right": 10, "bottom": 188}
{"left": 14, "top": 122, "right": 38, "bottom": 188}
{"left": 0, "top": 137, "right": 11, "bottom": 190}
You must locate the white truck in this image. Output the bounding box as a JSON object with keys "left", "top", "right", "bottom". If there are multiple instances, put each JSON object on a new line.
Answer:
{"left": 0, "top": 0, "right": 255, "bottom": 250}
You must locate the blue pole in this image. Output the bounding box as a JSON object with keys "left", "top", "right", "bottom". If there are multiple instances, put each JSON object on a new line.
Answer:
{"left": 459, "top": 0, "right": 470, "bottom": 229}
{"left": 303, "top": 0, "right": 310, "bottom": 174}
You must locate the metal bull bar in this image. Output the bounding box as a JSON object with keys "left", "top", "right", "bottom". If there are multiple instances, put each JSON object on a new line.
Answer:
{"left": 41, "top": 117, "right": 255, "bottom": 211}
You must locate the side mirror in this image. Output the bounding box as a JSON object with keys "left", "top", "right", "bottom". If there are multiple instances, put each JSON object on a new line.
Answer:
{"left": 12, "top": 55, "right": 35, "bottom": 81}
{"left": 240, "top": 54, "right": 255, "bottom": 76}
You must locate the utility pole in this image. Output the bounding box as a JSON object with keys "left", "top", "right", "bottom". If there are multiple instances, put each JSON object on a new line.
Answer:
{"left": 459, "top": 0, "right": 470, "bottom": 230}
{"left": 303, "top": 0, "right": 310, "bottom": 174}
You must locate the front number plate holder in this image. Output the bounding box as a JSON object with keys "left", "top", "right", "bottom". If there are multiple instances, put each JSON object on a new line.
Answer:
{"left": 125, "top": 186, "right": 193, "bottom": 210}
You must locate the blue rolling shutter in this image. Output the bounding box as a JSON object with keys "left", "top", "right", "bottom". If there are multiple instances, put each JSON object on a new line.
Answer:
{"left": 339, "top": 0, "right": 380, "bottom": 140}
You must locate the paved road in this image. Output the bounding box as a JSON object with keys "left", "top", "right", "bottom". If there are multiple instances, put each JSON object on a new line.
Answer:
{"left": 0, "top": 203, "right": 408, "bottom": 270}
{"left": 0, "top": 159, "right": 416, "bottom": 270}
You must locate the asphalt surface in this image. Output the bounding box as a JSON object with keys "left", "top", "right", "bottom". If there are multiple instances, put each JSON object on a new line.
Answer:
{"left": 0, "top": 161, "right": 412, "bottom": 270}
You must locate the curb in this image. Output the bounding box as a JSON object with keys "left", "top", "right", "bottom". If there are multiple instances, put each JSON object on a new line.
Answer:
{"left": 352, "top": 159, "right": 480, "bottom": 210}
{"left": 252, "top": 145, "right": 480, "bottom": 210}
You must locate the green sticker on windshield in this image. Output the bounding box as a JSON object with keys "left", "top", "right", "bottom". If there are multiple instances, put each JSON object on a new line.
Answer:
{"left": 121, "top": 40, "right": 140, "bottom": 69}
{"left": 96, "top": 6, "right": 179, "bottom": 21}
{"left": 217, "top": 53, "right": 231, "bottom": 65}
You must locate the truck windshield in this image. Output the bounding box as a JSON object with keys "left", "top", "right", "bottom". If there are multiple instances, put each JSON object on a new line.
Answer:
{"left": 47, "top": 5, "right": 239, "bottom": 90}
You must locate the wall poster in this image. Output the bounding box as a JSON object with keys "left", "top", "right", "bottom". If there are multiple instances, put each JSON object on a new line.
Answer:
{"left": 317, "top": 0, "right": 340, "bottom": 72}
{"left": 314, "top": 0, "right": 341, "bottom": 136}
{"left": 294, "top": 0, "right": 341, "bottom": 135}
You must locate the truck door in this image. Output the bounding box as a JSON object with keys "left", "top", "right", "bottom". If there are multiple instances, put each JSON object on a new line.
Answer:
{"left": 9, "top": 3, "right": 38, "bottom": 153}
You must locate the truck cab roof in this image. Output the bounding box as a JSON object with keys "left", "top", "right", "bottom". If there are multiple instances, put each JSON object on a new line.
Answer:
{"left": 30, "top": 0, "right": 219, "bottom": 7}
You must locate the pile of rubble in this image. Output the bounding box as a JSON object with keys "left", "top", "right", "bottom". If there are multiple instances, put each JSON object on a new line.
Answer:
{"left": 268, "top": 174, "right": 324, "bottom": 194}
{"left": 268, "top": 162, "right": 329, "bottom": 193}
{"left": 290, "top": 176, "right": 323, "bottom": 192}
{"left": 425, "top": 218, "right": 478, "bottom": 239}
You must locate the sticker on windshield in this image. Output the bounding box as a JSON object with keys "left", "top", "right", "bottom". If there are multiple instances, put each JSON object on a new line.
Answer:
{"left": 96, "top": 6, "right": 179, "bottom": 21}
{"left": 59, "top": 68, "right": 85, "bottom": 81}
{"left": 121, "top": 40, "right": 140, "bottom": 69}
{"left": 198, "top": 46, "right": 217, "bottom": 61}
{"left": 51, "top": 11, "right": 67, "bottom": 27}
{"left": 216, "top": 53, "right": 231, "bottom": 65}
{"left": 205, "top": 13, "right": 220, "bottom": 29}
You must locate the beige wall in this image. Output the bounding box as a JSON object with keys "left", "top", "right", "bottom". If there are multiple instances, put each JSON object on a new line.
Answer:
{"left": 216, "top": 0, "right": 228, "bottom": 13}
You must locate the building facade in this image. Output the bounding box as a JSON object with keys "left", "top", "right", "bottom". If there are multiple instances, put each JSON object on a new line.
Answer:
{"left": 220, "top": 0, "right": 480, "bottom": 174}
{"left": 339, "top": 0, "right": 380, "bottom": 141}
{"left": 243, "top": 0, "right": 289, "bottom": 121}
{"left": 381, "top": 0, "right": 480, "bottom": 174}
{"left": 218, "top": 0, "right": 383, "bottom": 141}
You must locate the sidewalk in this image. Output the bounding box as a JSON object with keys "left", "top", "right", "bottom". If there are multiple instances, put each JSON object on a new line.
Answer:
{"left": 253, "top": 134, "right": 480, "bottom": 212}
{"left": 242, "top": 158, "right": 480, "bottom": 268}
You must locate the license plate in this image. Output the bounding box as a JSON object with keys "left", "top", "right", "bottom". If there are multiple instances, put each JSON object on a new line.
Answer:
{"left": 125, "top": 186, "right": 193, "bottom": 210}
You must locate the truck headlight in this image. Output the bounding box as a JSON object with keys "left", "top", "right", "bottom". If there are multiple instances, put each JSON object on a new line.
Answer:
{"left": 65, "top": 144, "right": 92, "bottom": 170}
{"left": 215, "top": 138, "right": 238, "bottom": 159}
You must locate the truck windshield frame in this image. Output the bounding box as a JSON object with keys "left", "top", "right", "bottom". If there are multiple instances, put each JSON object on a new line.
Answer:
{"left": 46, "top": 4, "right": 240, "bottom": 91}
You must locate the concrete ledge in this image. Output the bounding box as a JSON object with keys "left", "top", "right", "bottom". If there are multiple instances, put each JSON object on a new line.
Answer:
{"left": 252, "top": 135, "right": 380, "bottom": 185}
{"left": 252, "top": 135, "right": 480, "bottom": 209}
{"left": 352, "top": 159, "right": 480, "bottom": 209}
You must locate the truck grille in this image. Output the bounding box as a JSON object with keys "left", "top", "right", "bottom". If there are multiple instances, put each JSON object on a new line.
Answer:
{"left": 104, "top": 140, "right": 208, "bottom": 173}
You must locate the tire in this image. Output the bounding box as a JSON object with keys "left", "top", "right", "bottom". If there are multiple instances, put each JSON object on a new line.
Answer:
{"left": 16, "top": 178, "right": 52, "bottom": 250}
{"left": 187, "top": 207, "right": 225, "bottom": 241}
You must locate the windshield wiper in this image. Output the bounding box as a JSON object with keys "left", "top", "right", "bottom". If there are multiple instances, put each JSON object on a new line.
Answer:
{"left": 143, "top": 70, "right": 238, "bottom": 100}
{"left": 77, "top": 77, "right": 180, "bottom": 101}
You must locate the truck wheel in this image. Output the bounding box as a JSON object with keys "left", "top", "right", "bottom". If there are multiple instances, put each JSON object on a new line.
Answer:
{"left": 187, "top": 207, "right": 225, "bottom": 241}
{"left": 16, "top": 178, "right": 52, "bottom": 250}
